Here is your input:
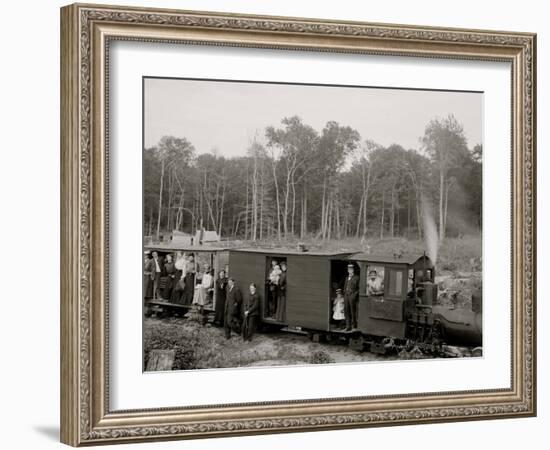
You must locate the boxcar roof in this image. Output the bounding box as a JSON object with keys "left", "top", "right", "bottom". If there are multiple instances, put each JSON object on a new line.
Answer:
{"left": 144, "top": 243, "right": 228, "bottom": 252}
{"left": 349, "top": 253, "right": 433, "bottom": 266}
{"left": 230, "top": 247, "right": 354, "bottom": 257}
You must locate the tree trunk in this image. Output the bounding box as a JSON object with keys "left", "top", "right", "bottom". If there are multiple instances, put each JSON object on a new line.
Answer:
{"left": 439, "top": 171, "right": 445, "bottom": 241}
{"left": 443, "top": 179, "right": 453, "bottom": 236}
{"left": 407, "top": 192, "right": 411, "bottom": 236}
{"left": 327, "top": 195, "right": 332, "bottom": 241}
{"left": 380, "top": 191, "right": 385, "bottom": 240}
{"left": 259, "top": 162, "right": 264, "bottom": 240}
{"left": 363, "top": 171, "right": 370, "bottom": 237}
{"left": 148, "top": 205, "right": 153, "bottom": 237}
{"left": 356, "top": 193, "right": 364, "bottom": 238}
{"left": 259, "top": 171, "right": 264, "bottom": 241}
{"left": 291, "top": 179, "right": 296, "bottom": 237}
{"left": 156, "top": 159, "right": 165, "bottom": 239}
{"left": 219, "top": 180, "right": 226, "bottom": 237}
{"left": 390, "top": 188, "right": 395, "bottom": 238}
{"left": 251, "top": 159, "right": 258, "bottom": 241}
{"left": 245, "top": 166, "right": 249, "bottom": 240}
{"left": 271, "top": 160, "right": 282, "bottom": 240}
{"left": 320, "top": 178, "right": 327, "bottom": 239}
{"left": 166, "top": 171, "right": 172, "bottom": 232}
{"left": 335, "top": 190, "right": 341, "bottom": 239}
{"left": 283, "top": 169, "right": 291, "bottom": 238}
{"left": 300, "top": 184, "right": 307, "bottom": 239}
{"left": 416, "top": 191, "right": 423, "bottom": 239}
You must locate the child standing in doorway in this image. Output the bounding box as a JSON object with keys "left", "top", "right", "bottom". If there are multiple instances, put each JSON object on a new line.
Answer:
{"left": 332, "top": 288, "right": 345, "bottom": 328}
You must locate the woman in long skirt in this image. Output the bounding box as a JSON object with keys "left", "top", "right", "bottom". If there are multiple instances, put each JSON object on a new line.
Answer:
{"left": 192, "top": 264, "right": 213, "bottom": 308}
{"left": 170, "top": 251, "right": 186, "bottom": 303}
{"left": 162, "top": 254, "right": 176, "bottom": 300}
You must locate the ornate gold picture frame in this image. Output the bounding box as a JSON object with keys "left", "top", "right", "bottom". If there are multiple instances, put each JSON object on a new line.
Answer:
{"left": 60, "top": 3, "right": 536, "bottom": 446}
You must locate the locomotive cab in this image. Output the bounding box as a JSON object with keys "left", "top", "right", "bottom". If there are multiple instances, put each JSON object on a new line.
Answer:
{"left": 346, "top": 253, "right": 435, "bottom": 339}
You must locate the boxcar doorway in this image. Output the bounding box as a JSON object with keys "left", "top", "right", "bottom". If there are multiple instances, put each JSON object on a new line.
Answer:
{"left": 330, "top": 260, "right": 360, "bottom": 328}
{"left": 265, "top": 256, "right": 287, "bottom": 321}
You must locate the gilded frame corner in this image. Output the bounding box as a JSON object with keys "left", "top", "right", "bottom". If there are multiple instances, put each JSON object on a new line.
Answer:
{"left": 60, "top": 2, "right": 536, "bottom": 446}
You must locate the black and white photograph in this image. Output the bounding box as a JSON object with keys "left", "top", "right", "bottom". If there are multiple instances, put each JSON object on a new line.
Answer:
{"left": 142, "top": 77, "right": 483, "bottom": 371}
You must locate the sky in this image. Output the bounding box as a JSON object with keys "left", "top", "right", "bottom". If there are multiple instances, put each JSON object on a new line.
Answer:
{"left": 144, "top": 77, "right": 483, "bottom": 157}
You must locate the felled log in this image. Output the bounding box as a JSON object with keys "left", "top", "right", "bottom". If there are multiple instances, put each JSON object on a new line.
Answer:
{"left": 146, "top": 349, "right": 175, "bottom": 371}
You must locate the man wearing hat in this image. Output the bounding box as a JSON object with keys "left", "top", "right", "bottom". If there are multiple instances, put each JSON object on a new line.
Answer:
{"left": 224, "top": 278, "right": 243, "bottom": 339}
{"left": 276, "top": 261, "right": 287, "bottom": 322}
{"left": 242, "top": 283, "right": 260, "bottom": 341}
{"left": 342, "top": 263, "right": 360, "bottom": 331}
{"left": 367, "top": 270, "right": 383, "bottom": 296}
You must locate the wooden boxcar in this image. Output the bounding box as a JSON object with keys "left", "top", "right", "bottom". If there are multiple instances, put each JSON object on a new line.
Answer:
{"left": 228, "top": 248, "right": 354, "bottom": 331}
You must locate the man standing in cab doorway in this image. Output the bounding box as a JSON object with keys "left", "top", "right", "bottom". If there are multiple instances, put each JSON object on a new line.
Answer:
{"left": 343, "top": 263, "right": 360, "bottom": 331}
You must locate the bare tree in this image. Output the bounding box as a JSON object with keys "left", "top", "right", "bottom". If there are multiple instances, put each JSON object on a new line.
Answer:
{"left": 154, "top": 136, "right": 195, "bottom": 239}
{"left": 421, "top": 114, "right": 468, "bottom": 241}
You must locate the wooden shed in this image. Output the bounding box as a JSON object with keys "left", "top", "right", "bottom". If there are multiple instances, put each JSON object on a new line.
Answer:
{"left": 228, "top": 248, "right": 353, "bottom": 331}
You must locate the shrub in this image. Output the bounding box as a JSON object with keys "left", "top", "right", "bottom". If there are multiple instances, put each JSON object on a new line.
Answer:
{"left": 309, "top": 350, "right": 334, "bottom": 365}
{"left": 143, "top": 321, "right": 204, "bottom": 370}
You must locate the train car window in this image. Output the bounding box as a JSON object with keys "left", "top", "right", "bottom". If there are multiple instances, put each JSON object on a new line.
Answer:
{"left": 388, "top": 269, "right": 404, "bottom": 297}
{"left": 366, "top": 266, "right": 384, "bottom": 296}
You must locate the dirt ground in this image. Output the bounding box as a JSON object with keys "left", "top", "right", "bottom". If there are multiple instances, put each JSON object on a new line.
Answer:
{"left": 144, "top": 317, "right": 393, "bottom": 370}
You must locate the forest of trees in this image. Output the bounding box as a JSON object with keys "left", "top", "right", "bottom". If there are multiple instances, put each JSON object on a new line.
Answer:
{"left": 143, "top": 114, "right": 482, "bottom": 243}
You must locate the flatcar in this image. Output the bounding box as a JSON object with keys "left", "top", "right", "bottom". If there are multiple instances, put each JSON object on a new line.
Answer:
{"left": 143, "top": 243, "right": 229, "bottom": 317}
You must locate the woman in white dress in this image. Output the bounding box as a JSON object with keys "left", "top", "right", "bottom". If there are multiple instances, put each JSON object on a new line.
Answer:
{"left": 193, "top": 264, "right": 214, "bottom": 308}
{"left": 332, "top": 288, "right": 345, "bottom": 328}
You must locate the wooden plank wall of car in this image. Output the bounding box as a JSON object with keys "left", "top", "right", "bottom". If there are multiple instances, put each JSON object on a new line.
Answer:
{"left": 228, "top": 251, "right": 266, "bottom": 315}
{"left": 286, "top": 255, "right": 330, "bottom": 331}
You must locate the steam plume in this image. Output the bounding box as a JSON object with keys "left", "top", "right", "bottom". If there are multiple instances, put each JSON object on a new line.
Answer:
{"left": 421, "top": 193, "right": 438, "bottom": 264}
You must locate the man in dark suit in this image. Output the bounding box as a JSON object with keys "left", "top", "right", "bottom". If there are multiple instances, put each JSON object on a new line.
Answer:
{"left": 144, "top": 252, "right": 155, "bottom": 300}
{"left": 276, "top": 261, "right": 287, "bottom": 322}
{"left": 343, "top": 263, "right": 360, "bottom": 331}
{"left": 151, "top": 251, "right": 164, "bottom": 300}
{"left": 242, "top": 283, "right": 260, "bottom": 341}
{"left": 224, "top": 278, "right": 243, "bottom": 339}
{"left": 214, "top": 270, "right": 228, "bottom": 327}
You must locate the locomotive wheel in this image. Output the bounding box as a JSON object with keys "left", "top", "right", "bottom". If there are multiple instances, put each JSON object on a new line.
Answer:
{"left": 348, "top": 335, "right": 365, "bottom": 352}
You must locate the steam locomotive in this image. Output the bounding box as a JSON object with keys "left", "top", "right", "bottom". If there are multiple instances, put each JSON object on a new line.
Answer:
{"left": 145, "top": 244, "right": 482, "bottom": 356}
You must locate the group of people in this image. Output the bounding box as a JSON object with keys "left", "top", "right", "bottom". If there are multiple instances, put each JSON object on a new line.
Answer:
{"left": 331, "top": 265, "right": 385, "bottom": 331}
{"left": 143, "top": 251, "right": 262, "bottom": 341}
{"left": 266, "top": 259, "right": 287, "bottom": 322}
{"left": 144, "top": 251, "right": 213, "bottom": 308}
{"left": 217, "top": 279, "right": 260, "bottom": 341}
